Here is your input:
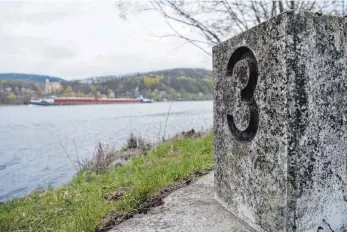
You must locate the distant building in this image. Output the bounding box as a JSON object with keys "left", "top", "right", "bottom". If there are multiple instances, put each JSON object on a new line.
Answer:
{"left": 108, "top": 90, "right": 115, "bottom": 99}
{"left": 78, "top": 79, "right": 93, "bottom": 84}
{"left": 45, "top": 79, "right": 61, "bottom": 94}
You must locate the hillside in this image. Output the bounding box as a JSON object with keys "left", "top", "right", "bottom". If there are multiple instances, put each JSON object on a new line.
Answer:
{"left": 0, "top": 68, "right": 211, "bottom": 84}
{"left": 67, "top": 68, "right": 213, "bottom": 101}
{"left": 130, "top": 68, "right": 212, "bottom": 79}
{"left": 0, "top": 73, "right": 64, "bottom": 84}
{"left": 0, "top": 68, "right": 213, "bottom": 104}
{"left": 84, "top": 68, "right": 212, "bottom": 83}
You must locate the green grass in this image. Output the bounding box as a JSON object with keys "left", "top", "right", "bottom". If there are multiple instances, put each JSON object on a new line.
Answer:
{"left": 0, "top": 132, "right": 214, "bottom": 232}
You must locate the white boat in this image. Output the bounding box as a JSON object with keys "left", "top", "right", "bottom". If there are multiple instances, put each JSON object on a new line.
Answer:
{"left": 30, "top": 98, "right": 55, "bottom": 106}
{"left": 139, "top": 95, "right": 154, "bottom": 103}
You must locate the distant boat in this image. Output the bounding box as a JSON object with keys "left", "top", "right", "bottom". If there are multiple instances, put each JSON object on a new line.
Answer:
{"left": 140, "top": 97, "right": 154, "bottom": 103}
{"left": 29, "top": 96, "right": 153, "bottom": 106}
{"left": 29, "top": 98, "right": 54, "bottom": 106}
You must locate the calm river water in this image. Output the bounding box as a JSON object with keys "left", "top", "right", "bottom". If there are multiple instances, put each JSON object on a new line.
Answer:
{"left": 0, "top": 101, "right": 213, "bottom": 201}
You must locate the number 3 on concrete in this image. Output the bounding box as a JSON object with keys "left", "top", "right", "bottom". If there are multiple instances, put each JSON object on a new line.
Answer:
{"left": 226, "top": 47, "right": 259, "bottom": 143}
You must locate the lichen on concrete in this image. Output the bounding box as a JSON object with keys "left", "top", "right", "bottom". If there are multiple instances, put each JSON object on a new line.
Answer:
{"left": 213, "top": 11, "right": 347, "bottom": 232}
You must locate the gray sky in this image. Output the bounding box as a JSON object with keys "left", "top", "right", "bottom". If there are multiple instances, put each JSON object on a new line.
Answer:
{"left": 0, "top": 1, "right": 211, "bottom": 80}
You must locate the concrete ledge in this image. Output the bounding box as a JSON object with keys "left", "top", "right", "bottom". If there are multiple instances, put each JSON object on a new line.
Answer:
{"left": 110, "top": 172, "right": 256, "bottom": 232}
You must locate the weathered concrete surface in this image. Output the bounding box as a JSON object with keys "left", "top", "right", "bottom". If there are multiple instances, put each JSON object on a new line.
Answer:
{"left": 213, "top": 11, "right": 347, "bottom": 232}
{"left": 110, "top": 172, "right": 257, "bottom": 232}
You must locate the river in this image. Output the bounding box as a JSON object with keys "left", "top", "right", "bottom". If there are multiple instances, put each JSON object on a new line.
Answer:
{"left": 0, "top": 101, "right": 213, "bottom": 201}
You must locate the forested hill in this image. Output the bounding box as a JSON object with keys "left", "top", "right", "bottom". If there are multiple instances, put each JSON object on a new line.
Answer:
{"left": 0, "top": 73, "right": 64, "bottom": 83}
{"left": 75, "top": 68, "right": 213, "bottom": 101}
{"left": 84, "top": 68, "right": 212, "bottom": 83}
{"left": 138, "top": 68, "right": 212, "bottom": 79}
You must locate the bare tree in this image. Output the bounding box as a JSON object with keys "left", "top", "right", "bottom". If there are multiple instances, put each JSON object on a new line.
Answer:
{"left": 117, "top": 0, "right": 345, "bottom": 55}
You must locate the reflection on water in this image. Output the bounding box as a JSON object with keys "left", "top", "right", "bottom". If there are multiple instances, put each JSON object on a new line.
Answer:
{"left": 0, "top": 101, "right": 212, "bottom": 201}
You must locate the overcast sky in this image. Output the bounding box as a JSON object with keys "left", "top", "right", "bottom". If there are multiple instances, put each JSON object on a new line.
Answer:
{"left": 0, "top": 1, "right": 211, "bottom": 80}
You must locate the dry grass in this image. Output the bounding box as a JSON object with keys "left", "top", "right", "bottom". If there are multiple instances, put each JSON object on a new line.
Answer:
{"left": 80, "top": 143, "right": 120, "bottom": 173}
{"left": 80, "top": 134, "right": 152, "bottom": 174}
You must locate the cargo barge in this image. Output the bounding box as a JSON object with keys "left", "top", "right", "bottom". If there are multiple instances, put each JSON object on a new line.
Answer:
{"left": 30, "top": 96, "right": 153, "bottom": 106}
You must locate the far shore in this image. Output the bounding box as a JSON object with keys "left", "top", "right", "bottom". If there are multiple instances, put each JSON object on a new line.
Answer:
{"left": 0, "top": 99, "right": 213, "bottom": 106}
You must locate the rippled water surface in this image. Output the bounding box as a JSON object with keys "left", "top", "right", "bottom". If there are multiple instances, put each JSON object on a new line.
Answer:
{"left": 0, "top": 101, "right": 213, "bottom": 201}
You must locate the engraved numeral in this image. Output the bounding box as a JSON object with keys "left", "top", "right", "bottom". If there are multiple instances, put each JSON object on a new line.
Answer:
{"left": 226, "top": 47, "right": 259, "bottom": 142}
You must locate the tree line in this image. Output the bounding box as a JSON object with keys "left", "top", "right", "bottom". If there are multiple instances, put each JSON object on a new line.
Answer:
{"left": 60, "top": 74, "right": 213, "bottom": 101}
{"left": 0, "top": 80, "right": 41, "bottom": 104}
{"left": 0, "top": 72, "right": 213, "bottom": 104}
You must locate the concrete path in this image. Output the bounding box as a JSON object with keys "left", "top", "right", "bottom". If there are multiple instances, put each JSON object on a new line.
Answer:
{"left": 110, "top": 172, "right": 257, "bottom": 232}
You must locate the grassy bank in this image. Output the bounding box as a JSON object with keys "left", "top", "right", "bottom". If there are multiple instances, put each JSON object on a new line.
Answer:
{"left": 0, "top": 131, "right": 214, "bottom": 232}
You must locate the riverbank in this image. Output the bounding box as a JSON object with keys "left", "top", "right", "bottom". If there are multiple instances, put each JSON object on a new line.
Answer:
{"left": 0, "top": 130, "right": 214, "bottom": 232}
